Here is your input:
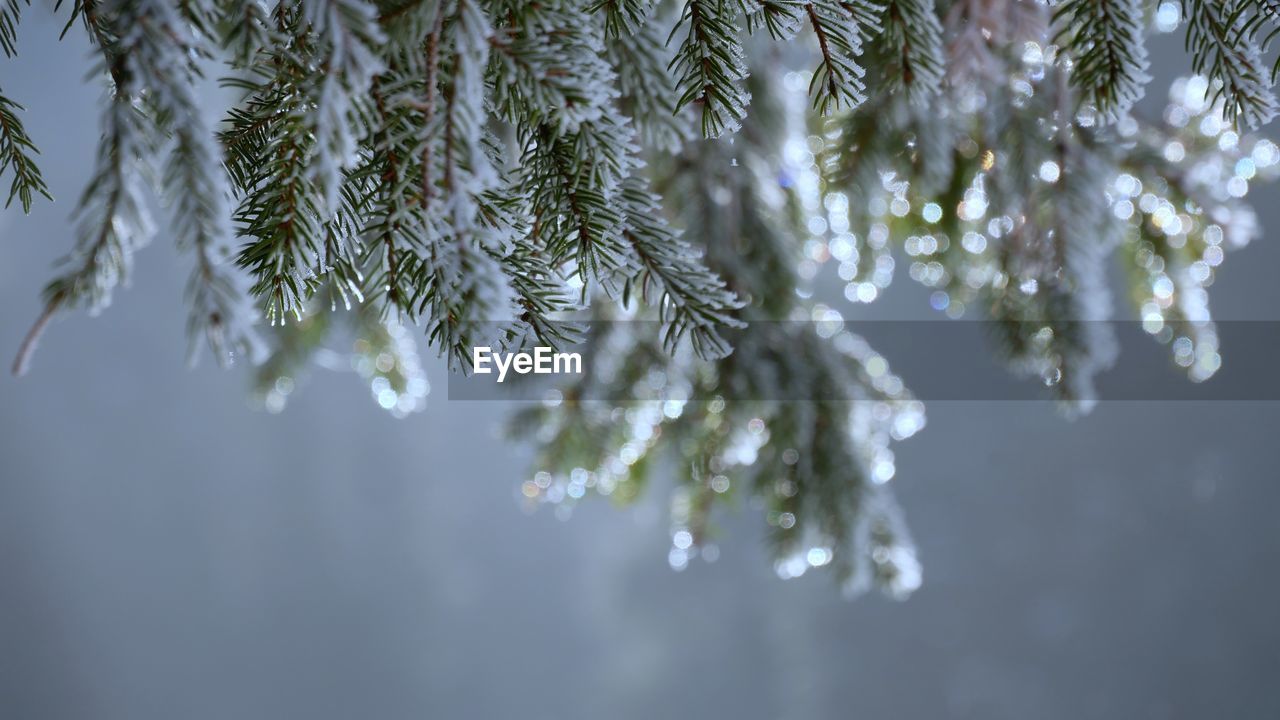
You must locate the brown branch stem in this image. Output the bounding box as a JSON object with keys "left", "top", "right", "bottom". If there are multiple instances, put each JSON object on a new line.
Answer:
{"left": 12, "top": 294, "right": 63, "bottom": 377}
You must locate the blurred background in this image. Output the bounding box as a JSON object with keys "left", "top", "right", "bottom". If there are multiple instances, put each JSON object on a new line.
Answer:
{"left": 3, "top": 10, "right": 1279, "bottom": 719}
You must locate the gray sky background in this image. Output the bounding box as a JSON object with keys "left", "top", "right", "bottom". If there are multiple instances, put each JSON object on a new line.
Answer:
{"left": 2, "top": 12, "right": 1278, "bottom": 719}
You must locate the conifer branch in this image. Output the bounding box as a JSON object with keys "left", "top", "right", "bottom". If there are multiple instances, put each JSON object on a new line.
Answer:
{"left": 412, "top": 0, "right": 517, "bottom": 368}
{"left": 14, "top": 1, "right": 160, "bottom": 375}
{"left": 4, "top": 0, "right": 1278, "bottom": 407}
{"left": 5, "top": 0, "right": 1280, "bottom": 598}
{"left": 362, "top": 72, "right": 425, "bottom": 318}
{"left": 229, "top": 52, "right": 330, "bottom": 324}
{"left": 742, "top": 0, "right": 802, "bottom": 40}
{"left": 217, "top": 0, "right": 273, "bottom": 66}
{"left": 488, "top": 0, "right": 615, "bottom": 134}
{"left": 125, "top": 0, "right": 263, "bottom": 365}
{"left": 606, "top": 17, "right": 693, "bottom": 153}
{"left": 418, "top": 2, "right": 444, "bottom": 212}
{"left": 1182, "top": 0, "right": 1280, "bottom": 127}
{"left": 1055, "top": 0, "right": 1150, "bottom": 122}
{"left": 515, "top": 70, "right": 927, "bottom": 596}
{"left": 525, "top": 119, "right": 633, "bottom": 283}
{"left": 879, "top": 0, "right": 943, "bottom": 104}
{"left": 804, "top": 0, "right": 878, "bottom": 115}
{"left": 617, "top": 176, "right": 744, "bottom": 360}
{"left": 0, "top": 89, "right": 51, "bottom": 213}
{"left": 299, "top": 0, "right": 386, "bottom": 212}
{"left": 592, "top": 0, "right": 651, "bottom": 37}
{"left": 0, "top": 0, "right": 24, "bottom": 57}
{"left": 669, "top": 0, "right": 750, "bottom": 137}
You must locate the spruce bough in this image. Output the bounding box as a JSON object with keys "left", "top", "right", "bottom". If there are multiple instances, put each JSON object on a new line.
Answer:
{"left": 5, "top": 0, "right": 1280, "bottom": 595}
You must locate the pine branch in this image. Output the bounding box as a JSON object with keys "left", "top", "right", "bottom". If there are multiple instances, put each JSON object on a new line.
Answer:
{"left": 359, "top": 79, "right": 422, "bottom": 319}
{"left": 605, "top": 8, "right": 693, "bottom": 152}
{"left": 488, "top": 0, "right": 616, "bottom": 134}
{"left": 225, "top": 3, "right": 370, "bottom": 323}
{"left": 1236, "top": 0, "right": 1280, "bottom": 83}
{"left": 511, "top": 70, "right": 927, "bottom": 595}
{"left": 1055, "top": 0, "right": 1150, "bottom": 122}
{"left": 413, "top": 235, "right": 512, "bottom": 368}
{"left": 669, "top": 0, "right": 751, "bottom": 137}
{"left": 591, "top": 0, "right": 651, "bottom": 37}
{"left": 417, "top": 1, "right": 444, "bottom": 212}
{"left": 15, "top": 0, "right": 189, "bottom": 374}
{"left": 171, "top": 108, "right": 264, "bottom": 366}
{"left": 0, "top": 89, "right": 51, "bottom": 213}
{"left": 15, "top": 73, "right": 154, "bottom": 376}
{"left": 804, "top": 0, "right": 879, "bottom": 115}
{"left": 433, "top": 0, "right": 500, "bottom": 236}
{"left": 1182, "top": 0, "right": 1280, "bottom": 128}
{"left": 993, "top": 123, "right": 1121, "bottom": 414}
{"left": 299, "top": 0, "right": 386, "bottom": 212}
{"left": 1, "top": 0, "right": 24, "bottom": 57}
{"left": 504, "top": 233, "right": 583, "bottom": 350}
{"left": 524, "top": 118, "right": 634, "bottom": 285}
{"left": 742, "top": 0, "right": 802, "bottom": 40}
{"left": 879, "top": 0, "right": 944, "bottom": 104}
{"left": 617, "top": 175, "right": 744, "bottom": 359}
{"left": 216, "top": 0, "right": 273, "bottom": 66}
{"left": 410, "top": 0, "right": 518, "bottom": 367}
{"left": 113, "top": 0, "right": 264, "bottom": 365}
{"left": 229, "top": 70, "right": 331, "bottom": 323}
